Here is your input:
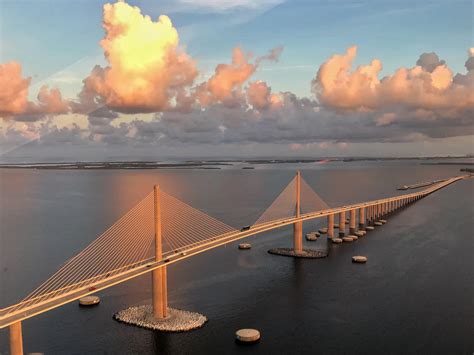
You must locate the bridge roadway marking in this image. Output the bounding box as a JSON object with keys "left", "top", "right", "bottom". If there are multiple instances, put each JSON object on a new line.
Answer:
{"left": 0, "top": 176, "right": 466, "bottom": 328}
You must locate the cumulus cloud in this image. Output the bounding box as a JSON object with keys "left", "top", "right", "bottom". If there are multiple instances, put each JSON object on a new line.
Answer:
{"left": 0, "top": 62, "right": 31, "bottom": 116}
{"left": 246, "top": 81, "right": 272, "bottom": 109}
{"left": 0, "top": 62, "right": 70, "bottom": 121}
{"left": 78, "top": 1, "right": 198, "bottom": 113}
{"left": 416, "top": 52, "right": 446, "bottom": 72}
{"left": 313, "top": 46, "right": 474, "bottom": 114}
{"left": 196, "top": 46, "right": 282, "bottom": 107}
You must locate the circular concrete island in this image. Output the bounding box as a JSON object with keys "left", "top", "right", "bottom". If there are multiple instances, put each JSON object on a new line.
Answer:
{"left": 352, "top": 255, "right": 368, "bottom": 263}
{"left": 238, "top": 243, "right": 252, "bottom": 250}
{"left": 374, "top": 221, "right": 383, "bottom": 226}
{"left": 332, "top": 238, "right": 343, "bottom": 244}
{"left": 305, "top": 233, "right": 318, "bottom": 241}
{"left": 365, "top": 226, "right": 375, "bottom": 231}
{"left": 342, "top": 236, "right": 354, "bottom": 242}
{"left": 236, "top": 329, "right": 260, "bottom": 343}
{"left": 379, "top": 219, "right": 387, "bottom": 224}
{"left": 318, "top": 227, "right": 328, "bottom": 234}
{"left": 114, "top": 305, "right": 207, "bottom": 331}
{"left": 348, "top": 235, "right": 358, "bottom": 240}
{"left": 268, "top": 248, "right": 328, "bottom": 258}
{"left": 355, "top": 231, "right": 366, "bottom": 237}
{"left": 79, "top": 295, "right": 100, "bottom": 306}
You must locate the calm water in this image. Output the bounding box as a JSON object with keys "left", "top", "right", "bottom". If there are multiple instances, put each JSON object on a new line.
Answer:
{"left": 1, "top": 161, "right": 473, "bottom": 354}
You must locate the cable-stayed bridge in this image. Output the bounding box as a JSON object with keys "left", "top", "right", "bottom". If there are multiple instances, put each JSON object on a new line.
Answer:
{"left": 0, "top": 172, "right": 467, "bottom": 354}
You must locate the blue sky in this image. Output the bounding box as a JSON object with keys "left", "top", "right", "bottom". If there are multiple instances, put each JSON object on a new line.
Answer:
{"left": 1, "top": 0, "right": 472, "bottom": 98}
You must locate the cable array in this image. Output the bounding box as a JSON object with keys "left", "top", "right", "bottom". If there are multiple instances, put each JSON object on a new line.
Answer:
{"left": 5, "top": 192, "right": 156, "bottom": 315}
{"left": 300, "top": 178, "right": 330, "bottom": 214}
{"left": 160, "top": 191, "right": 237, "bottom": 252}
{"left": 253, "top": 176, "right": 297, "bottom": 226}
{"left": 3, "top": 189, "right": 238, "bottom": 316}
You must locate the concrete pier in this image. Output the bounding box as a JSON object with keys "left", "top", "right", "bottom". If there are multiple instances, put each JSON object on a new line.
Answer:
{"left": 349, "top": 209, "right": 356, "bottom": 234}
{"left": 327, "top": 214, "right": 334, "bottom": 239}
{"left": 152, "top": 185, "right": 168, "bottom": 319}
{"left": 339, "top": 211, "right": 346, "bottom": 237}
{"left": 9, "top": 321, "right": 23, "bottom": 355}
{"left": 359, "top": 207, "right": 365, "bottom": 230}
{"left": 293, "top": 171, "right": 303, "bottom": 253}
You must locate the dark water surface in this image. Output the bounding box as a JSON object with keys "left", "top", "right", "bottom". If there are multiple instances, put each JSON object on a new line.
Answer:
{"left": 1, "top": 161, "right": 473, "bottom": 354}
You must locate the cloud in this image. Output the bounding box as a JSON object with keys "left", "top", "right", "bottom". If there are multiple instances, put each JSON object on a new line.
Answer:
{"left": 0, "top": 62, "right": 70, "bottom": 121}
{"left": 312, "top": 46, "right": 382, "bottom": 109}
{"left": 416, "top": 52, "right": 446, "bottom": 73}
{"left": 0, "top": 62, "right": 31, "bottom": 116}
{"left": 314, "top": 46, "right": 474, "bottom": 111}
{"left": 246, "top": 81, "right": 271, "bottom": 109}
{"left": 196, "top": 46, "right": 282, "bottom": 107}
{"left": 78, "top": 1, "right": 198, "bottom": 113}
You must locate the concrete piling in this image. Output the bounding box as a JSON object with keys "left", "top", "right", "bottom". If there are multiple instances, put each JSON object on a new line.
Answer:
{"left": 339, "top": 211, "right": 346, "bottom": 237}
{"left": 327, "top": 214, "right": 334, "bottom": 239}
{"left": 359, "top": 207, "right": 365, "bottom": 230}
{"left": 349, "top": 209, "right": 356, "bottom": 234}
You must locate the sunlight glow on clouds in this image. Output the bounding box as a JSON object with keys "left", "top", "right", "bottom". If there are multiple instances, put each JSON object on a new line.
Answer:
{"left": 80, "top": 1, "right": 197, "bottom": 113}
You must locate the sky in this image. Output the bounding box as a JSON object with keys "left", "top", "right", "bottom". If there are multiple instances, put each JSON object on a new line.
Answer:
{"left": 0, "top": 0, "right": 472, "bottom": 161}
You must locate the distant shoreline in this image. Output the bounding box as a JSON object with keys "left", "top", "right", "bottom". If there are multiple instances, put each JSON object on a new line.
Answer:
{"left": 0, "top": 156, "right": 472, "bottom": 170}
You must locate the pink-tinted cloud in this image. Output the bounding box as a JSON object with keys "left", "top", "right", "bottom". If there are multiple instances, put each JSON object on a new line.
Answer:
{"left": 196, "top": 46, "right": 282, "bottom": 107}
{"left": 79, "top": 1, "right": 198, "bottom": 113}
{"left": 28, "top": 86, "right": 69, "bottom": 114}
{"left": 0, "top": 62, "right": 31, "bottom": 116}
{"left": 313, "top": 46, "right": 474, "bottom": 113}
{"left": 246, "top": 81, "right": 271, "bottom": 109}
{"left": 0, "top": 62, "right": 69, "bottom": 120}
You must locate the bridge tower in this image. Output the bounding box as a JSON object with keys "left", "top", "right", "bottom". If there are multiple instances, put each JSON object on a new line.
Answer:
{"left": 152, "top": 185, "right": 168, "bottom": 319}
{"left": 9, "top": 321, "right": 23, "bottom": 355}
{"left": 293, "top": 171, "right": 303, "bottom": 253}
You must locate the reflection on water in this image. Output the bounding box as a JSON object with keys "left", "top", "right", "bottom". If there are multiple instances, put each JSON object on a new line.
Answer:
{"left": 0, "top": 161, "right": 472, "bottom": 354}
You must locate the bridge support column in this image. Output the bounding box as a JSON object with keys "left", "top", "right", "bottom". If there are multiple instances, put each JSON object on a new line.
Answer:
{"left": 349, "top": 209, "right": 356, "bottom": 234}
{"left": 359, "top": 207, "right": 365, "bottom": 230}
{"left": 152, "top": 185, "right": 168, "bottom": 319}
{"left": 10, "top": 321, "right": 23, "bottom": 355}
{"left": 327, "top": 214, "right": 334, "bottom": 238}
{"left": 293, "top": 171, "right": 303, "bottom": 254}
{"left": 339, "top": 211, "right": 346, "bottom": 237}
